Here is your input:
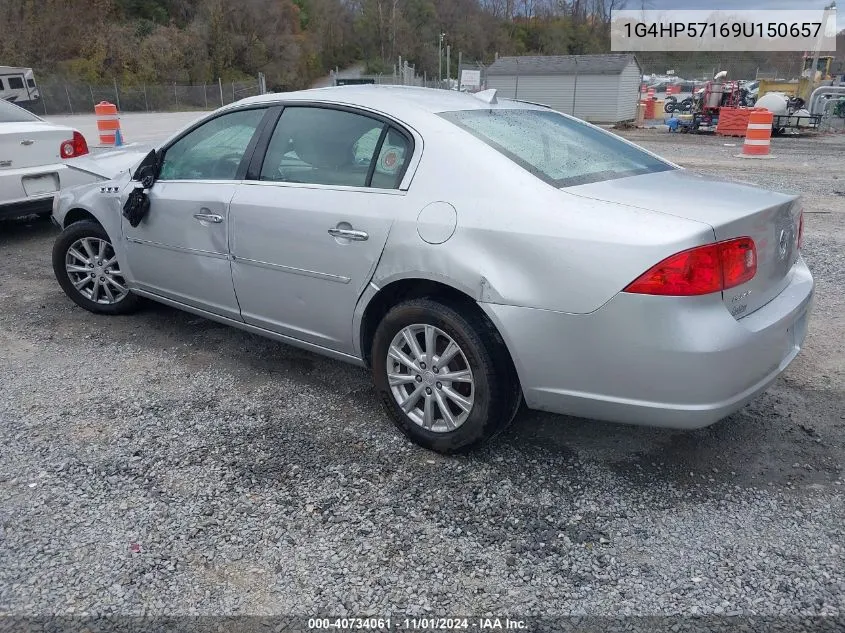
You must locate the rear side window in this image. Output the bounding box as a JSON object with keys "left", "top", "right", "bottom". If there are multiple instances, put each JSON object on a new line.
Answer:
{"left": 8, "top": 77, "right": 24, "bottom": 90}
{"left": 371, "top": 128, "right": 410, "bottom": 189}
{"left": 259, "top": 106, "right": 411, "bottom": 189}
{"left": 0, "top": 97, "right": 41, "bottom": 122}
{"left": 439, "top": 109, "right": 673, "bottom": 188}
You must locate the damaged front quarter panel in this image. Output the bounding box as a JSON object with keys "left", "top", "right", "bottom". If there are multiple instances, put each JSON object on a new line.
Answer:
{"left": 53, "top": 169, "right": 134, "bottom": 266}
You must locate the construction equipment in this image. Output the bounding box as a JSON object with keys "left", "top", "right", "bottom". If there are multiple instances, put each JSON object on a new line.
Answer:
{"left": 804, "top": 55, "right": 834, "bottom": 81}
{"left": 755, "top": 92, "right": 821, "bottom": 134}
{"left": 757, "top": 57, "right": 837, "bottom": 103}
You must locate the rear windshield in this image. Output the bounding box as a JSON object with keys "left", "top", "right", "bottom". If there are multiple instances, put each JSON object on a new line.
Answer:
{"left": 439, "top": 109, "right": 673, "bottom": 188}
{"left": 0, "top": 98, "right": 41, "bottom": 123}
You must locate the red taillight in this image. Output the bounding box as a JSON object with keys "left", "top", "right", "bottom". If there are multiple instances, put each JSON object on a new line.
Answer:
{"left": 60, "top": 131, "right": 89, "bottom": 159}
{"left": 797, "top": 211, "right": 804, "bottom": 250}
{"left": 624, "top": 237, "right": 757, "bottom": 296}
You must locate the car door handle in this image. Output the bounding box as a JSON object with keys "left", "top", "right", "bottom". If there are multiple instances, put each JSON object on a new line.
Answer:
{"left": 193, "top": 212, "right": 223, "bottom": 224}
{"left": 328, "top": 228, "right": 369, "bottom": 241}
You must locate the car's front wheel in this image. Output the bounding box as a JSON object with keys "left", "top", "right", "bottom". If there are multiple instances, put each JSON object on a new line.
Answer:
{"left": 52, "top": 220, "right": 141, "bottom": 315}
{"left": 372, "top": 298, "right": 520, "bottom": 453}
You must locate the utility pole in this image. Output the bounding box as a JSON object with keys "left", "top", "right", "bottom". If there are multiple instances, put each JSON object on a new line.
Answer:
{"left": 446, "top": 45, "right": 451, "bottom": 85}
{"left": 808, "top": 3, "right": 836, "bottom": 97}
{"left": 458, "top": 51, "right": 463, "bottom": 90}
{"left": 438, "top": 32, "right": 445, "bottom": 85}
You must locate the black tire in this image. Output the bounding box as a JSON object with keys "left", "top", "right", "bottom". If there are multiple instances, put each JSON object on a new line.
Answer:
{"left": 372, "top": 298, "right": 521, "bottom": 453}
{"left": 664, "top": 101, "right": 676, "bottom": 113}
{"left": 52, "top": 220, "right": 141, "bottom": 315}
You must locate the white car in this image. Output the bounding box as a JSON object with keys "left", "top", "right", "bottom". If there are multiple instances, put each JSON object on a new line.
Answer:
{"left": 0, "top": 98, "right": 99, "bottom": 220}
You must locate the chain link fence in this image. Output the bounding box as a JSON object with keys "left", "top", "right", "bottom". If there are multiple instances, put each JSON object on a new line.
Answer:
{"left": 331, "top": 59, "right": 488, "bottom": 92}
{"left": 21, "top": 78, "right": 262, "bottom": 116}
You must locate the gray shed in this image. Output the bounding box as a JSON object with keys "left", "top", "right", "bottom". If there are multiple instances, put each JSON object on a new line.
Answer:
{"left": 485, "top": 54, "right": 642, "bottom": 123}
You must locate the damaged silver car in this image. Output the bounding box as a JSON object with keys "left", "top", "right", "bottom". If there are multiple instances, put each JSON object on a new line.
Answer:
{"left": 51, "top": 86, "right": 813, "bottom": 452}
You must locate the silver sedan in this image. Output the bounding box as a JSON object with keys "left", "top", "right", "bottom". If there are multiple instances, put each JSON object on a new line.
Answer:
{"left": 50, "top": 86, "right": 814, "bottom": 452}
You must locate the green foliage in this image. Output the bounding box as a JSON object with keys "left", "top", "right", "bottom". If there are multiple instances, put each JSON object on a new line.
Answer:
{"left": 115, "top": 0, "right": 169, "bottom": 23}
{"left": 56, "top": 58, "right": 104, "bottom": 84}
{"left": 365, "top": 58, "right": 393, "bottom": 75}
{"left": 135, "top": 18, "right": 156, "bottom": 38}
{"left": 6, "top": 0, "right": 838, "bottom": 91}
{"left": 292, "top": 0, "right": 310, "bottom": 30}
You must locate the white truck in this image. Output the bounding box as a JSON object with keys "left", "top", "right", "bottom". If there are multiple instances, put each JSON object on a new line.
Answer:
{"left": 0, "top": 66, "right": 40, "bottom": 103}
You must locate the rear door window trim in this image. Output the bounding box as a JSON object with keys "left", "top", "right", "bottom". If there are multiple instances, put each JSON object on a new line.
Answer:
{"left": 249, "top": 101, "right": 416, "bottom": 191}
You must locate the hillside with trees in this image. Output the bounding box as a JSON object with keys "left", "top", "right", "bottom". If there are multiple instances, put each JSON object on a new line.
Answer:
{"left": 1, "top": 0, "right": 842, "bottom": 89}
{"left": 0, "top": 0, "right": 640, "bottom": 88}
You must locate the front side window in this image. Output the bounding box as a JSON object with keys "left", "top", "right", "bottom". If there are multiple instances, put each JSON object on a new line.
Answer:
{"left": 8, "top": 77, "right": 24, "bottom": 90}
{"left": 159, "top": 108, "right": 265, "bottom": 181}
{"left": 439, "top": 109, "right": 673, "bottom": 188}
{"left": 260, "top": 107, "right": 410, "bottom": 189}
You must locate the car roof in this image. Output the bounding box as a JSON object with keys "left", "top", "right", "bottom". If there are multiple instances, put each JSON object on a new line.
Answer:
{"left": 235, "top": 85, "right": 548, "bottom": 121}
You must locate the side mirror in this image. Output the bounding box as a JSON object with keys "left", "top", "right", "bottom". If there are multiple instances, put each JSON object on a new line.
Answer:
{"left": 132, "top": 149, "right": 162, "bottom": 187}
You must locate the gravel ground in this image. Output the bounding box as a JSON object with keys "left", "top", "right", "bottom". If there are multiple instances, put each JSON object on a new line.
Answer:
{"left": 0, "top": 129, "right": 843, "bottom": 620}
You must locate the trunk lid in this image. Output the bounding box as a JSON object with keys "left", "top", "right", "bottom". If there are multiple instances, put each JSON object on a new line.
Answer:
{"left": 64, "top": 146, "right": 152, "bottom": 179}
{"left": 0, "top": 121, "right": 74, "bottom": 170}
{"left": 567, "top": 169, "right": 801, "bottom": 318}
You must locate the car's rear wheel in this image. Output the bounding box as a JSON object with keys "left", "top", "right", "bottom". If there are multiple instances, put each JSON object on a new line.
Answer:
{"left": 372, "top": 298, "right": 520, "bottom": 453}
{"left": 52, "top": 220, "right": 141, "bottom": 315}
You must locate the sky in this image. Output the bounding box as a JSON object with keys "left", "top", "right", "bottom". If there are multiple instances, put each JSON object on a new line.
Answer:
{"left": 644, "top": 1, "right": 844, "bottom": 31}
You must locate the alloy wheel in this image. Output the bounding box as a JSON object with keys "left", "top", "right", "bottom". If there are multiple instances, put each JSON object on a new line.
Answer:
{"left": 65, "top": 237, "right": 129, "bottom": 305}
{"left": 387, "top": 324, "right": 475, "bottom": 433}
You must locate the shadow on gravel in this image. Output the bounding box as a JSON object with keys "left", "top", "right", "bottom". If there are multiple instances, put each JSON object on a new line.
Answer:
{"left": 11, "top": 215, "right": 837, "bottom": 497}
{"left": 504, "top": 385, "right": 843, "bottom": 491}
{"left": 0, "top": 214, "right": 56, "bottom": 242}
{"left": 89, "top": 295, "right": 844, "bottom": 496}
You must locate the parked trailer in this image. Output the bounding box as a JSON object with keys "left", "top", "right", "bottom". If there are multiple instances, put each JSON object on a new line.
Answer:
{"left": 0, "top": 66, "right": 39, "bottom": 103}
{"left": 771, "top": 113, "right": 822, "bottom": 135}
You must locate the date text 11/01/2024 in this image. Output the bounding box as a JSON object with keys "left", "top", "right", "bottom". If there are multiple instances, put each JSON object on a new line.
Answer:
{"left": 308, "top": 618, "right": 527, "bottom": 630}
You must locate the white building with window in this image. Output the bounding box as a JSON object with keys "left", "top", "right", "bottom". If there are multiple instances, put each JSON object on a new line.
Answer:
{"left": 485, "top": 54, "right": 642, "bottom": 124}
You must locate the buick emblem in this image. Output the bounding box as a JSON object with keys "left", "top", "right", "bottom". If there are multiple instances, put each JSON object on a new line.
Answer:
{"left": 778, "top": 229, "right": 789, "bottom": 259}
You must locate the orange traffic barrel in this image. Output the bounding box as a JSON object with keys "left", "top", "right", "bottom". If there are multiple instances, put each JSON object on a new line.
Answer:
{"left": 741, "top": 109, "right": 773, "bottom": 157}
{"left": 647, "top": 87, "right": 655, "bottom": 100}
{"left": 644, "top": 99, "right": 656, "bottom": 119}
{"left": 95, "top": 101, "right": 122, "bottom": 146}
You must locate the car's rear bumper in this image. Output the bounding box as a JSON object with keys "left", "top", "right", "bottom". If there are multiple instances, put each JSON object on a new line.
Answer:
{"left": 481, "top": 257, "right": 814, "bottom": 429}
{"left": 0, "top": 163, "right": 101, "bottom": 220}
{"left": 0, "top": 196, "right": 53, "bottom": 219}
